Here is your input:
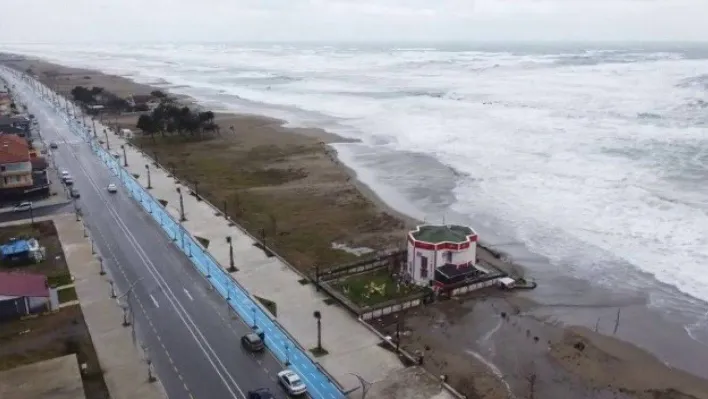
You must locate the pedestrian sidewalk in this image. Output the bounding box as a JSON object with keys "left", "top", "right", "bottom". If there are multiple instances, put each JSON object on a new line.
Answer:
{"left": 91, "top": 115, "right": 454, "bottom": 397}
{"left": 54, "top": 213, "right": 167, "bottom": 399}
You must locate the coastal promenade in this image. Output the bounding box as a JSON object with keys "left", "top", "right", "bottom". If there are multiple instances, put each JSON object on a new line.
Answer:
{"left": 86, "top": 110, "right": 455, "bottom": 395}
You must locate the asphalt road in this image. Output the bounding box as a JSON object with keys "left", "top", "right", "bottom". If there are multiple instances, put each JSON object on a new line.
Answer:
{"left": 3, "top": 70, "right": 291, "bottom": 399}
{"left": 0, "top": 203, "right": 72, "bottom": 223}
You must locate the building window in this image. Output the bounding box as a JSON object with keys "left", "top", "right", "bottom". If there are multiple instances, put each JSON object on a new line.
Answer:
{"left": 420, "top": 256, "right": 428, "bottom": 279}
{"left": 444, "top": 251, "right": 453, "bottom": 263}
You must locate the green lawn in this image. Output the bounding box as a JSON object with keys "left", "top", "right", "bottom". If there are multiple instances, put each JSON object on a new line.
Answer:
{"left": 57, "top": 287, "right": 78, "bottom": 304}
{"left": 331, "top": 268, "right": 422, "bottom": 307}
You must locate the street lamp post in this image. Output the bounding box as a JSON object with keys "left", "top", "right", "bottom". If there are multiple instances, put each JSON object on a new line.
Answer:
{"left": 104, "top": 128, "right": 110, "bottom": 150}
{"left": 98, "top": 256, "right": 105, "bottom": 275}
{"left": 314, "top": 310, "right": 323, "bottom": 352}
{"left": 176, "top": 187, "right": 186, "bottom": 221}
{"left": 117, "top": 278, "right": 142, "bottom": 327}
{"left": 92, "top": 118, "right": 97, "bottom": 139}
{"left": 108, "top": 280, "right": 116, "bottom": 298}
{"left": 251, "top": 306, "right": 257, "bottom": 329}
{"left": 226, "top": 236, "right": 237, "bottom": 272}
{"left": 145, "top": 164, "right": 152, "bottom": 189}
{"left": 29, "top": 202, "right": 35, "bottom": 225}
{"left": 121, "top": 144, "right": 128, "bottom": 167}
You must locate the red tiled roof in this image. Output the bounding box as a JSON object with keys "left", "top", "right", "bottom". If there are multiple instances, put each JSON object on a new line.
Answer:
{"left": 0, "top": 272, "right": 50, "bottom": 297}
{"left": 0, "top": 134, "right": 30, "bottom": 164}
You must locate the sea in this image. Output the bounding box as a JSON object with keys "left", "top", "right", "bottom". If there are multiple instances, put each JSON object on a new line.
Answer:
{"left": 3, "top": 41, "right": 708, "bottom": 372}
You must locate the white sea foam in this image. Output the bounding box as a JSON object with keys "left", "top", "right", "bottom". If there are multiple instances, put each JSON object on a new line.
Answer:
{"left": 4, "top": 43, "right": 708, "bottom": 304}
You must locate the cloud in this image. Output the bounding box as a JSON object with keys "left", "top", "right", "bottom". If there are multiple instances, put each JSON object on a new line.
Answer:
{"left": 1, "top": 0, "right": 707, "bottom": 43}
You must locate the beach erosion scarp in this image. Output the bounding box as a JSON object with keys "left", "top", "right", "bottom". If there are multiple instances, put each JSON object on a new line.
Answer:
{"left": 5, "top": 53, "right": 708, "bottom": 399}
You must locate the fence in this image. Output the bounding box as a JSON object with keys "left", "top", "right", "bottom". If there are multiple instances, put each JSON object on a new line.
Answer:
{"left": 54, "top": 105, "right": 346, "bottom": 399}
{"left": 316, "top": 249, "right": 406, "bottom": 282}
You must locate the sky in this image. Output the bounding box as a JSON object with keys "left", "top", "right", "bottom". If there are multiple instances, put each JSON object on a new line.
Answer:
{"left": 1, "top": 0, "right": 707, "bottom": 43}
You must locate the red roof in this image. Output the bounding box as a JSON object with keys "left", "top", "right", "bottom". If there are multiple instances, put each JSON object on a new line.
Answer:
{"left": 0, "top": 134, "right": 30, "bottom": 164}
{"left": 0, "top": 272, "right": 49, "bottom": 297}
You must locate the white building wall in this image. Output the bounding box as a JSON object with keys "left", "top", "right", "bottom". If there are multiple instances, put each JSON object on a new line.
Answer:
{"left": 408, "top": 242, "right": 436, "bottom": 286}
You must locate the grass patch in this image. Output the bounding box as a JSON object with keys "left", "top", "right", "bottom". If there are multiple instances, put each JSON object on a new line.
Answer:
{"left": 0, "top": 221, "right": 69, "bottom": 282}
{"left": 331, "top": 268, "right": 423, "bottom": 307}
{"left": 132, "top": 173, "right": 140, "bottom": 178}
{"left": 47, "top": 272, "right": 73, "bottom": 288}
{"left": 297, "top": 278, "right": 310, "bottom": 285}
{"left": 158, "top": 199, "right": 168, "bottom": 207}
{"left": 323, "top": 297, "right": 337, "bottom": 306}
{"left": 0, "top": 305, "right": 110, "bottom": 398}
{"left": 131, "top": 129, "right": 407, "bottom": 273}
{"left": 254, "top": 295, "right": 277, "bottom": 317}
{"left": 195, "top": 236, "right": 210, "bottom": 248}
{"left": 57, "top": 287, "right": 78, "bottom": 303}
{"left": 309, "top": 347, "right": 329, "bottom": 357}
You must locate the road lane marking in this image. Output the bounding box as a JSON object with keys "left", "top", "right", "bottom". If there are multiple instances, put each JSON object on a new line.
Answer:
{"left": 150, "top": 294, "right": 160, "bottom": 308}
{"left": 184, "top": 288, "right": 194, "bottom": 301}
{"left": 20, "top": 80, "right": 307, "bottom": 399}
{"left": 21, "top": 88, "right": 235, "bottom": 398}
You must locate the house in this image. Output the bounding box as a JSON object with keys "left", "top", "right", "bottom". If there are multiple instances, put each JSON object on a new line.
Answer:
{"left": 405, "top": 224, "right": 488, "bottom": 289}
{"left": 0, "top": 272, "right": 57, "bottom": 321}
{"left": 0, "top": 134, "right": 33, "bottom": 192}
{"left": 0, "top": 238, "right": 45, "bottom": 264}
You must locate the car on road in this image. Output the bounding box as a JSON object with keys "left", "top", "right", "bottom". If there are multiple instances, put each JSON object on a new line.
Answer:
{"left": 247, "top": 388, "right": 275, "bottom": 399}
{"left": 107, "top": 183, "right": 118, "bottom": 193}
{"left": 60, "top": 170, "right": 70, "bottom": 179}
{"left": 49, "top": 142, "right": 58, "bottom": 149}
{"left": 64, "top": 176, "right": 74, "bottom": 185}
{"left": 13, "top": 202, "right": 32, "bottom": 212}
{"left": 277, "top": 369, "right": 307, "bottom": 396}
{"left": 241, "top": 332, "right": 265, "bottom": 352}
{"left": 70, "top": 187, "right": 80, "bottom": 198}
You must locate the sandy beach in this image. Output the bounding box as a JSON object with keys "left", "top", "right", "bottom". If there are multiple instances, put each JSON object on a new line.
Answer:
{"left": 4, "top": 54, "right": 708, "bottom": 399}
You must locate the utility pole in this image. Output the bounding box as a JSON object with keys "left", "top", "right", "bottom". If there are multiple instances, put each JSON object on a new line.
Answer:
{"left": 145, "top": 164, "right": 152, "bottom": 189}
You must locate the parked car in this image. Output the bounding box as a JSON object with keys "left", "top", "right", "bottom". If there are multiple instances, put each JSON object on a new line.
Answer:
{"left": 13, "top": 202, "right": 32, "bottom": 212}
{"left": 247, "top": 389, "right": 274, "bottom": 399}
{"left": 60, "top": 170, "right": 70, "bottom": 179}
{"left": 70, "top": 187, "right": 80, "bottom": 198}
{"left": 107, "top": 183, "right": 118, "bottom": 193}
{"left": 64, "top": 176, "right": 74, "bottom": 185}
{"left": 49, "top": 142, "right": 58, "bottom": 149}
{"left": 241, "top": 332, "right": 265, "bottom": 352}
{"left": 277, "top": 369, "right": 307, "bottom": 396}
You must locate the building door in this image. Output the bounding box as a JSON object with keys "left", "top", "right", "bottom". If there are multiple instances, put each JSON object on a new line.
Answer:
{"left": 420, "top": 256, "right": 429, "bottom": 279}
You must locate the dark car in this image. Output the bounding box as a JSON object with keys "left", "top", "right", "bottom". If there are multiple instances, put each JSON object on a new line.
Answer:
{"left": 49, "top": 142, "right": 58, "bottom": 149}
{"left": 241, "top": 332, "right": 265, "bottom": 352}
{"left": 247, "top": 388, "right": 274, "bottom": 399}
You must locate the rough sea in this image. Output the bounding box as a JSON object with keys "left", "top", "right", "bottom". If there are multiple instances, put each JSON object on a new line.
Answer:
{"left": 3, "top": 42, "right": 708, "bottom": 368}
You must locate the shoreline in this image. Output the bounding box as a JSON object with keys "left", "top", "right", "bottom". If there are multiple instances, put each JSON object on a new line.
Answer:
{"left": 5, "top": 53, "right": 708, "bottom": 399}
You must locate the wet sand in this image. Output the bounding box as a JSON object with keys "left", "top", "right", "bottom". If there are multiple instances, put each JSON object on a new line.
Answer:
{"left": 3, "top": 53, "right": 708, "bottom": 399}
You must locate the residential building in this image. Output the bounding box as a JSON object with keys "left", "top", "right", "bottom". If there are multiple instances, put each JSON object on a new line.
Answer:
{"left": 0, "top": 272, "right": 57, "bottom": 321}
{"left": 0, "top": 134, "right": 33, "bottom": 190}
{"left": 0, "top": 238, "right": 45, "bottom": 264}
{"left": 406, "top": 224, "right": 486, "bottom": 288}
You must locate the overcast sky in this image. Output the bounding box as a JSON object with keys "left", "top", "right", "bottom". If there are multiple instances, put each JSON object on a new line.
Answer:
{"left": 2, "top": 0, "right": 707, "bottom": 43}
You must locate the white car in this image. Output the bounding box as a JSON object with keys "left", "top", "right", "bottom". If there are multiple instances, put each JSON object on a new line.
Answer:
{"left": 107, "top": 183, "right": 118, "bottom": 193}
{"left": 60, "top": 170, "right": 70, "bottom": 179}
{"left": 13, "top": 202, "right": 32, "bottom": 212}
{"left": 277, "top": 369, "right": 307, "bottom": 396}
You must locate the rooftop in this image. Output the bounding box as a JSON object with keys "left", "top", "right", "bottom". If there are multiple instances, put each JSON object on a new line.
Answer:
{"left": 0, "top": 134, "right": 30, "bottom": 163}
{"left": 0, "top": 272, "right": 49, "bottom": 297}
{"left": 0, "top": 354, "right": 86, "bottom": 399}
{"left": 1, "top": 238, "right": 34, "bottom": 256}
{"left": 410, "top": 224, "right": 475, "bottom": 244}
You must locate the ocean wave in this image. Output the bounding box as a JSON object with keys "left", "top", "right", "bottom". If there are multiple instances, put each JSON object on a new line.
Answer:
{"left": 7, "top": 42, "right": 708, "bottom": 307}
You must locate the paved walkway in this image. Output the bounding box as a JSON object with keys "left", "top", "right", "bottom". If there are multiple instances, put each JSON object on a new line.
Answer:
{"left": 91, "top": 122, "right": 456, "bottom": 398}
{"left": 53, "top": 213, "right": 167, "bottom": 399}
